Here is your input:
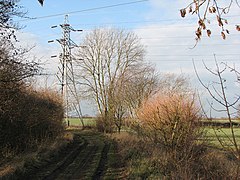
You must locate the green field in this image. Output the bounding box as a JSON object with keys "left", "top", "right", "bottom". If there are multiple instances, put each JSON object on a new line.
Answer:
{"left": 64, "top": 117, "right": 240, "bottom": 147}
{"left": 65, "top": 117, "right": 96, "bottom": 126}
{"left": 202, "top": 119, "right": 240, "bottom": 123}
{"left": 205, "top": 127, "right": 240, "bottom": 137}
{"left": 204, "top": 127, "right": 240, "bottom": 147}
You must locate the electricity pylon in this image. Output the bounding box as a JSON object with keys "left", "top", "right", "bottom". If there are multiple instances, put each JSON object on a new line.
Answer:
{"left": 49, "top": 15, "right": 85, "bottom": 128}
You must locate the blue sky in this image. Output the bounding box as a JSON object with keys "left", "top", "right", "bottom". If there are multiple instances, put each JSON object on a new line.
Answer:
{"left": 14, "top": 0, "right": 240, "bottom": 117}
{"left": 18, "top": 0, "right": 152, "bottom": 37}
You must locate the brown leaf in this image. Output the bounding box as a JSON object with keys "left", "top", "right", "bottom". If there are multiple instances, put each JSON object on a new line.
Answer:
{"left": 221, "top": 32, "right": 226, "bottom": 40}
{"left": 189, "top": 6, "right": 192, "bottom": 13}
{"left": 209, "top": 7, "right": 212, "bottom": 13}
{"left": 236, "top": 25, "right": 240, "bottom": 31}
{"left": 196, "top": 27, "right": 202, "bottom": 39}
{"left": 180, "top": 9, "right": 186, "bottom": 18}
{"left": 198, "top": 19, "right": 206, "bottom": 29}
{"left": 198, "top": 19, "right": 203, "bottom": 26}
{"left": 212, "top": 7, "right": 216, "bottom": 13}
{"left": 217, "top": 16, "right": 223, "bottom": 27}
{"left": 202, "top": 23, "right": 206, "bottom": 30}
{"left": 207, "top": 29, "right": 211, "bottom": 37}
{"left": 195, "top": 4, "right": 199, "bottom": 12}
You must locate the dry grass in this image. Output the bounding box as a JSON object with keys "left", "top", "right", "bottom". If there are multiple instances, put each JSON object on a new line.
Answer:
{"left": 0, "top": 131, "right": 74, "bottom": 179}
{"left": 113, "top": 131, "right": 239, "bottom": 179}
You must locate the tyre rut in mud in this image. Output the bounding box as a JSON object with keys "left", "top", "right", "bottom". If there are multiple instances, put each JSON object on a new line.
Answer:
{"left": 13, "top": 131, "right": 123, "bottom": 180}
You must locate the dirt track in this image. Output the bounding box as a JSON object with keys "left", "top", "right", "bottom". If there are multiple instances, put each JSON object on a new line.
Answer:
{"left": 13, "top": 131, "right": 126, "bottom": 180}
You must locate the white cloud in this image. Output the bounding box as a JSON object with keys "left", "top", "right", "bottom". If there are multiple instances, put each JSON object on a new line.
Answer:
{"left": 134, "top": 2, "right": 240, "bottom": 117}
{"left": 15, "top": 31, "right": 61, "bottom": 88}
{"left": 135, "top": 22, "right": 240, "bottom": 74}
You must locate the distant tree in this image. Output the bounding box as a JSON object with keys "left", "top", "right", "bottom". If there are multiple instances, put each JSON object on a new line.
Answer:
{"left": 181, "top": 0, "right": 240, "bottom": 41}
{"left": 75, "top": 28, "right": 148, "bottom": 132}
{"left": 109, "top": 63, "right": 158, "bottom": 132}
{"left": 157, "top": 73, "right": 191, "bottom": 96}
{"left": 117, "top": 63, "right": 158, "bottom": 118}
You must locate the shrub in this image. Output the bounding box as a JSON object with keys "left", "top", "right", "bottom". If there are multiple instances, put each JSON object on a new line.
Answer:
{"left": 0, "top": 86, "right": 65, "bottom": 157}
{"left": 96, "top": 115, "right": 114, "bottom": 133}
{"left": 136, "top": 93, "right": 202, "bottom": 151}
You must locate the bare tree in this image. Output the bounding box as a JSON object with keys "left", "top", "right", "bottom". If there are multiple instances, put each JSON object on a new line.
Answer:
{"left": 0, "top": 0, "right": 38, "bottom": 84}
{"left": 119, "top": 63, "right": 158, "bottom": 118}
{"left": 109, "top": 63, "right": 158, "bottom": 132}
{"left": 194, "top": 57, "right": 240, "bottom": 162}
{"left": 75, "top": 28, "right": 146, "bottom": 131}
{"left": 0, "top": 0, "right": 26, "bottom": 37}
{"left": 181, "top": 0, "right": 240, "bottom": 41}
{"left": 0, "top": 45, "right": 39, "bottom": 83}
{"left": 157, "top": 73, "right": 192, "bottom": 96}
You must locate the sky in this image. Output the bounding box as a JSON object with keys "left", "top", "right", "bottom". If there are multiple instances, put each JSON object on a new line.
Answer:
{"left": 14, "top": 0, "right": 240, "bottom": 117}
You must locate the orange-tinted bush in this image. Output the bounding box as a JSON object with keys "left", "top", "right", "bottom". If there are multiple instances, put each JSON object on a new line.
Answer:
{"left": 136, "top": 93, "right": 201, "bottom": 150}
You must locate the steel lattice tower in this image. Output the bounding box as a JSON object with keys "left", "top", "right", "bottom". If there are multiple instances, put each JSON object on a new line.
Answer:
{"left": 50, "top": 15, "right": 85, "bottom": 127}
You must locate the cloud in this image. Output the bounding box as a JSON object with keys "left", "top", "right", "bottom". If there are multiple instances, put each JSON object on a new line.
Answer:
{"left": 135, "top": 22, "right": 240, "bottom": 74}
{"left": 15, "top": 31, "right": 61, "bottom": 87}
{"left": 134, "top": 2, "right": 240, "bottom": 117}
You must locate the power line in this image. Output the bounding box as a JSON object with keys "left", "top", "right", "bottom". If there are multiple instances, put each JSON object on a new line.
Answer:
{"left": 19, "top": 14, "right": 240, "bottom": 31}
{"left": 144, "top": 43, "right": 240, "bottom": 47}
{"left": 31, "top": 30, "right": 239, "bottom": 40}
{"left": 69, "top": 15, "right": 240, "bottom": 27}
{"left": 17, "top": 10, "right": 239, "bottom": 32}
{"left": 146, "top": 54, "right": 240, "bottom": 57}
{"left": 17, "top": 0, "right": 149, "bottom": 22}
{"left": 145, "top": 59, "right": 240, "bottom": 62}
{"left": 139, "top": 34, "right": 240, "bottom": 39}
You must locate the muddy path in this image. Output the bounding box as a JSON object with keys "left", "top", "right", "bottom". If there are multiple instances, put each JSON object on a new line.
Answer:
{"left": 11, "top": 130, "right": 125, "bottom": 180}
